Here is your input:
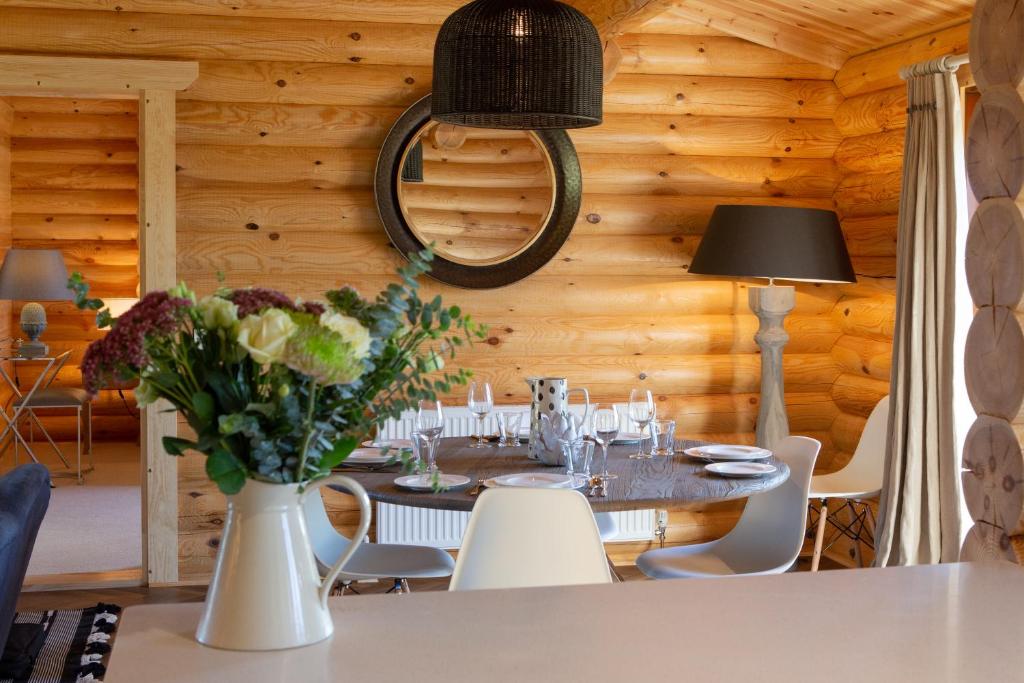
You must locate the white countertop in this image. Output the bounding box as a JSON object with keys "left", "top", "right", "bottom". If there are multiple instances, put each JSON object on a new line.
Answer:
{"left": 106, "top": 563, "right": 1024, "bottom": 683}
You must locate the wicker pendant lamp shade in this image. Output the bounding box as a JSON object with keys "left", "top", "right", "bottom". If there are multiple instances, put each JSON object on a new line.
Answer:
{"left": 432, "top": 0, "right": 603, "bottom": 130}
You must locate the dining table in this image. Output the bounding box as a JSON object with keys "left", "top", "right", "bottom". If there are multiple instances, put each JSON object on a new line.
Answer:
{"left": 104, "top": 562, "right": 1024, "bottom": 682}
{"left": 332, "top": 437, "right": 790, "bottom": 512}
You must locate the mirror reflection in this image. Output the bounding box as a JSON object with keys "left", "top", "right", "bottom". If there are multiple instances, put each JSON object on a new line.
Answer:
{"left": 396, "top": 121, "right": 557, "bottom": 266}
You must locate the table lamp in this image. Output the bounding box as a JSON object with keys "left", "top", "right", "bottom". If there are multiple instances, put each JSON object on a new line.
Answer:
{"left": 689, "top": 205, "right": 856, "bottom": 449}
{"left": 0, "top": 249, "right": 73, "bottom": 358}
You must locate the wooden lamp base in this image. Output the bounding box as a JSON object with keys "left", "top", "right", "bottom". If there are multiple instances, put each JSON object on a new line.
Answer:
{"left": 749, "top": 284, "right": 795, "bottom": 449}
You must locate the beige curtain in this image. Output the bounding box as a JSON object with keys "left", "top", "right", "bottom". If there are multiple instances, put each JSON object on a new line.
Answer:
{"left": 874, "top": 57, "right": 965, "bottom": 566}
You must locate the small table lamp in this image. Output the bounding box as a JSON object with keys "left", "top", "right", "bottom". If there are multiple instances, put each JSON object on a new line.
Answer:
{"left": 0, "top": 249, "right": 73, "bottom": 358}
{"left": 689, "top": 206, "right": 856, "bottom": 449}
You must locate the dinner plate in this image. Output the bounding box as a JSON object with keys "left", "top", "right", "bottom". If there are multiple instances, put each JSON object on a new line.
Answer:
{"left": 340, "top": 448, "right": 397, "bottom": 466}
{"left": 686, "top": 445, "right": 772, "bottom": 462}
{"left": 362, "top": 439, "right": 414, "bottom": 450}
{"left": 394, "top": 474, "right": 471, "bottom": 491}
{"left": 704, "top": 462, "right": 778, "bottom": 478}
{"left": 488, "top": 472, "right": 576, "bottom": 489}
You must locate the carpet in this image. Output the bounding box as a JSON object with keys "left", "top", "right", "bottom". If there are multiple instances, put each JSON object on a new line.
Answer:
{"left": 27, "top": 487, "right": 141, "bottom": 576}
{"left": 0, "top": 604, "right": 121, "bottom": 683}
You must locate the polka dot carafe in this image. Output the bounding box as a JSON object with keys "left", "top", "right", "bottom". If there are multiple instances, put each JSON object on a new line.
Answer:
{"left": 526, "top": 377, "right": 591, "bottom": 463}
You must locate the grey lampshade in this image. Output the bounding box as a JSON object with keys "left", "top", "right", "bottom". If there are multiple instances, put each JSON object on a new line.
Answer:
{"left": 689, "top": 205, "right": 856, "bottom": 284}
{"left": 0, "top": 249, "right": 73, "bottom": 301}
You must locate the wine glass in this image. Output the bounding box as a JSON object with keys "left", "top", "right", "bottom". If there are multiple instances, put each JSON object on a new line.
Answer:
{"left": 628, "top": 388, "right": 656, "bottom": 460}
{"left": 415, "top": 399, "right": 444, "bottom": 475}
{"left": 467, "top": 381, "right": 493, "bottom": 448}
{"left": 591, "top": 403, "right": 620, "bottom": 481}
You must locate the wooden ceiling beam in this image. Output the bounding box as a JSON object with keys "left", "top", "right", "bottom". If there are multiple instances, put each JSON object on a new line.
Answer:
{"left": 569, "top": 0, "right": 682, "bottom": 38}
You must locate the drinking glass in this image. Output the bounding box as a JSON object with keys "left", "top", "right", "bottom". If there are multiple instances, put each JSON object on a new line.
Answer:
{"left": 467, "top": 381, "right": 493, "bottom": 448}
{"left": 591, "top": 403, "right": 620, "bottom": 481}
{"left": 415, "top": 399, "right": 444, "bottom": 474}
{"left": 565, "top": 439, "right": 594, "bottom": 485}
{"left": 497, "top": 411, "right": 524, "bottom": 447}
{"left": 652, "top": 419, "right": 676, "bottom": 456}
{"left": 628, "top": 388, "right": 656, "bottom": 459}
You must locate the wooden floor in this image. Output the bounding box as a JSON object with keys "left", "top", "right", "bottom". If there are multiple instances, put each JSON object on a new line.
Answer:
{"left": 17, "top": 557, "right": 842, "bottom": 612}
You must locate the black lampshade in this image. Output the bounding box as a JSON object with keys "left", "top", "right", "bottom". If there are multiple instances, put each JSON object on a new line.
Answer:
{"left": 689, "top": 205, "right": 856, "bottom": 284}
{"left": 432, "top": 0, "right": 603, "bottom": 130}
{"left": 401, "top": 141, "right": 424, "bottom": 183}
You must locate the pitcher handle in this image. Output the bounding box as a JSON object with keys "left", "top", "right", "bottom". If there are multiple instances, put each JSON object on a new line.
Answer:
{"left": 569, "top": 387, "right": 591, "bottom": 426}
{"left": 302, "top": 474, "right": 372, "bottom": 609}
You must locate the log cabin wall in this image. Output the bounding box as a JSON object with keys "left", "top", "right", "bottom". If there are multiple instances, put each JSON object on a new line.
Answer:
{"left": 0, "top": 99, "right": 11, "bottom": 359}
{"left": 828, "top": 22, "right": 972, "bottom": 468}
{"left": 0, "top": 3, "right": 848, "bottom": 580}
{"left": 6, "top": 96, "right": 140, "bottom": 442}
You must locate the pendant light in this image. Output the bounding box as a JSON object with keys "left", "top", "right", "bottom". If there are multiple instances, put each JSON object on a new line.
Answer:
{"left": 432, "top": 0, "right": 603, "bottom": 130}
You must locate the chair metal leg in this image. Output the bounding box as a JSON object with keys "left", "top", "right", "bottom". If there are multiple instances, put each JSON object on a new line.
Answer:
{"left": 400, "top": 579, "right": 411, "bottom": 594}
{"left": 811, "top": 498, "right": 828, "bottom": 572}
{"left": 76, "top": 406, "right": 83, "bottom": 485}
{"left": 86, "top": 401, "right": 94, "bottom": 468}
{"left": 606, "top": 553, "right": 623, "bottom": 582}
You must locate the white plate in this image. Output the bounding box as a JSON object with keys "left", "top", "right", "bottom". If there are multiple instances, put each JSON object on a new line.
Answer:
{"left": 688, "top": 445, "right": 772, "bottom": 462}
{"left": 362, "top": 439, "right": 414, "bottom": 450}
{"left": 704, "top": 462, "right": 778, "bottom": 478}
{"left": 612, "top": 432, "right": 645, "bottom": 444}
{"left": 488, "top": 472, "right": 575, "bottom": 489}
{"left": 340, "top": 448, "right": 397, "bottom": 466}
{"left": 394, "top": 474, "right": 471, "bottom": 491}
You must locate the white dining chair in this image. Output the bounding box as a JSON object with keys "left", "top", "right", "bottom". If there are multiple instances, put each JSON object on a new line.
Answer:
{"left": 303, "top": 488, "right": 455, "bottom": 594}
{"left": 449, "top": 487, "right": 613, "bottom": 591}
{"left": 808, "top": 396, "right": 888, "bottom": 571}
{"left": 635, "top": 436, "right": 820, "bottom": 579}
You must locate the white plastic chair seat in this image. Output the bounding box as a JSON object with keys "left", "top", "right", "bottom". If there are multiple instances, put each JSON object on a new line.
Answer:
{"left": 808, "top": 472, "right": 880, "bottom": 500}
{"left": 321, "top": 539, "right": 455, "bottom": 581}
{"left": 636, "top": 540, "right": 750, "bottom": 578}
{"left": 594, "top": 512, "right": 617, "bottom": 541}
{"left": 635, "top": 436, "right": 821, "bottom": 580}
{"left": 450, "top": 487, "right": 612, "bottom": 591}
{"left": 304, "top": 490, "right": 454, "bottom": 584}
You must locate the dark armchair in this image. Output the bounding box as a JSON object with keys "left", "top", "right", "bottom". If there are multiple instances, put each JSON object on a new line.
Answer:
{"left": 0, "top": 464, "right": 50, "bottom": 673}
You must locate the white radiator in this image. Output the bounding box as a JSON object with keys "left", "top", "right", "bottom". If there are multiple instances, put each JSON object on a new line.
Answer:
{"left": 375, "top": 405, "right": 654, "bottom": 548}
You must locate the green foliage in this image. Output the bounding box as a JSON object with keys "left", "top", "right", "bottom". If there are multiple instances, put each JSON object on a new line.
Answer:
{"left": 71, "top": 247, "right": 486, "bottom": 495}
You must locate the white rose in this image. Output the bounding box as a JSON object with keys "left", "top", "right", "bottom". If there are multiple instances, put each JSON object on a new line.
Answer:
{"left": 319, "top": 312, "right": 371, "bottom": 359}
{"left": 237, "top": 309, "right": 297, "bottom": 365}
{"left": 197, "top": 296, "right": 238, "bottom": 330}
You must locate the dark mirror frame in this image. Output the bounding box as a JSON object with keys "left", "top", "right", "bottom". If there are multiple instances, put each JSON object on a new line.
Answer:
{"left": 374, "top": 94, "right": 583, "bottom": 289}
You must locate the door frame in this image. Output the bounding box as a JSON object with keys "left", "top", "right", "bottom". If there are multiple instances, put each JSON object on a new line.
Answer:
{"left": 0, "top": 54, "right": 198, "bottom": 585}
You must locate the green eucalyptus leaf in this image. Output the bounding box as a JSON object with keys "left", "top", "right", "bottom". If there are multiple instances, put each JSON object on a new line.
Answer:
{"left": 206, "top": 447, "right": 246, "bottom": 495}
{"left": 192, "top": 391, "right": 215, "bottom": 424}
{"left": 162, "top": 436, "right": 198, "bottom": 456}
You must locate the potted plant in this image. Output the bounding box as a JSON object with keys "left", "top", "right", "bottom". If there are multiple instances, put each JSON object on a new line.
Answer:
{"left": 72, "top": 250, "right": 484, "bottom": 650}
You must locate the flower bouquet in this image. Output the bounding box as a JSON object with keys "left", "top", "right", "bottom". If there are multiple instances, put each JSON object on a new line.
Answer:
{"left": 72, "top": 249, "right": 484, "bottom": 493}
{"left": 70, "top": 249, "right": 486, "bottom": 650}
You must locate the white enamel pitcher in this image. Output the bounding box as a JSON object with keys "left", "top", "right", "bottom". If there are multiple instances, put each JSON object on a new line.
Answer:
{"left": 196, "top": 474, "right": 371, "bottom": 651}
{"left": 526, "top": 377, "right": 590, "bottom": 464}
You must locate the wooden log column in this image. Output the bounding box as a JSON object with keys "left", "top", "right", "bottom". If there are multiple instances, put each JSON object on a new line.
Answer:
{"left": 961, "top": 0, "right": 1024, "bottom": 565}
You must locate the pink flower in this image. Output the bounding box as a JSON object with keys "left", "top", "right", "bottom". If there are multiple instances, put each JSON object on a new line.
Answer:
{"left": 227, "top": 288, "right": 297, "bottom": 318}
{"left": 81, "top": 291, "right": 191, "bottom": 395}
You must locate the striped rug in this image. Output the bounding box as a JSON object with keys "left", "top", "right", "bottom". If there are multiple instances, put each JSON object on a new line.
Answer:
{"left": 0, "top": 604, "right": 121, "bottom": 683}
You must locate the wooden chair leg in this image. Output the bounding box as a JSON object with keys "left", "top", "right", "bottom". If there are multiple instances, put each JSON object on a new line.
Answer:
{"left": 811, "top": 498, "right": 828, "bottom": 572}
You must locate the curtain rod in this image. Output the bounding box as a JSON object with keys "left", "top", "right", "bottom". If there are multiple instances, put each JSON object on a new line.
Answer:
{"left": 946, "top": 53, "right": 970, "bottom": 68}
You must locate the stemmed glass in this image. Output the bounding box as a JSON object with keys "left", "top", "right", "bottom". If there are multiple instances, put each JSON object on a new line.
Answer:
{"left": 628, "top": 388, "right": 656, "bottom": 460}
{"left": 591, "top": 404, "right": 620, "bottom": 481}
{"left": 467, "top": 381, "right": 493, "bottom": 448}
{"left": 415, "top": 399, "right": 444, "bottom": 475}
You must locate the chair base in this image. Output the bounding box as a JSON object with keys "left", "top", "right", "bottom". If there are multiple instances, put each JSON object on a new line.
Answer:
{"left": 807, "top": 498, "right": 876, "bottom": 570}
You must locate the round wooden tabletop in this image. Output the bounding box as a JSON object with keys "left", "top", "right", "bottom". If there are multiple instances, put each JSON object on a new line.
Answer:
{"left": 333, "top": 438, "right": 790, "bottom": 512}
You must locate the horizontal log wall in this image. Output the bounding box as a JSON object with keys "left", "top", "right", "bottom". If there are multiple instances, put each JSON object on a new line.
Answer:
{"left": 6, "top": 96, "right": 140, "bottom": 443}
{"left": 0, "top": 3, "right": 851, "bottom": 580}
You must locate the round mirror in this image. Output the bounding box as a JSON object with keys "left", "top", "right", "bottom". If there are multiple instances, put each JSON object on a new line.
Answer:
{"left": 375, "top": 95, "right": 582, "bottom": 289}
